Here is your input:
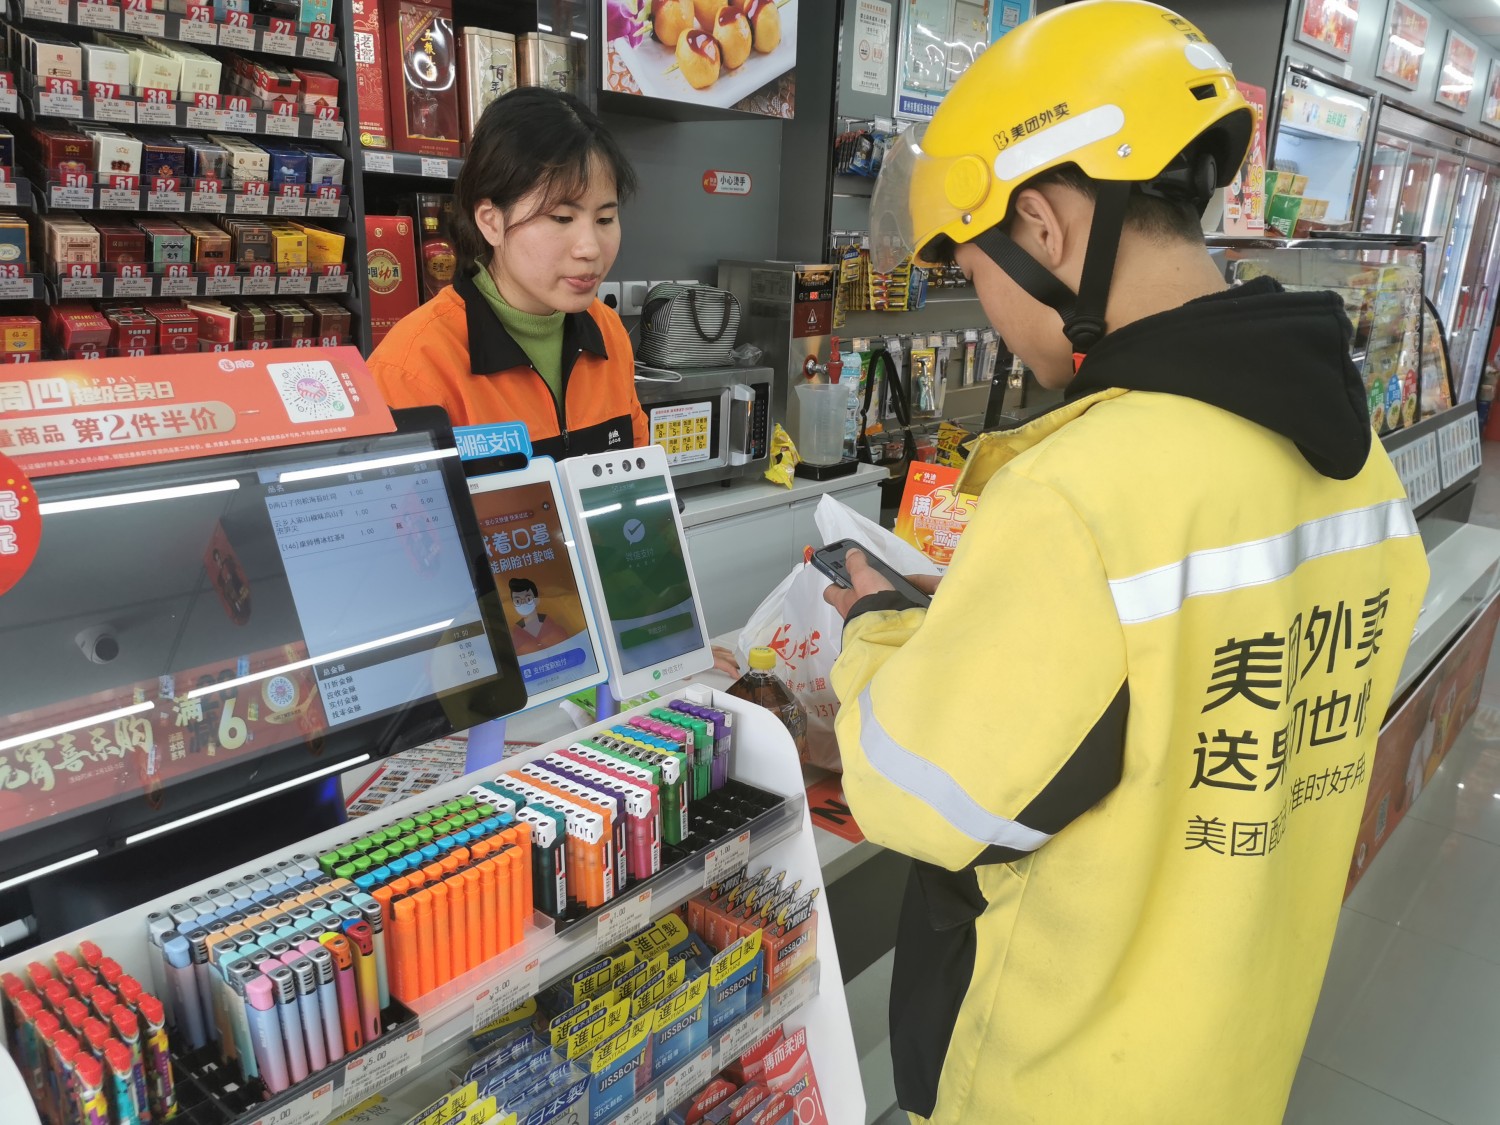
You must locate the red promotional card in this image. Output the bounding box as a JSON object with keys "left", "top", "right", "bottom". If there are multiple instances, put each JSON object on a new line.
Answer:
{"left": 0, "top": 347, "right": 394, "bottom": 479}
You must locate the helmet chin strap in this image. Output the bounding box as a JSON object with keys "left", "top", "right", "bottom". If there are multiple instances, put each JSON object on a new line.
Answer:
{"left": 969, "top": 180, "right": 1133, "bottom": 369}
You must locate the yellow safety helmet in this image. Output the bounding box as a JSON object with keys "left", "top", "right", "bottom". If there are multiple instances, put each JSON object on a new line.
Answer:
{"left": 870, "top": 0, "right": 1253, "bottom": 354}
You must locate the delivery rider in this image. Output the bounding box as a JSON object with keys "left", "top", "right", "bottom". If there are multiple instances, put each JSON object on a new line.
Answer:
{"left": 823, "top": 3, "right": 1431, "bottom": 1121}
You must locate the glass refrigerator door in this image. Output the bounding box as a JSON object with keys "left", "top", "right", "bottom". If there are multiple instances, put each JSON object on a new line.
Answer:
{"left": 1361, "top": 136, "right": 1410, "bottom": 233}
{"left": 1273, "top": 72, "right": 1373, "bottom": 225}
{"left": 1434, "top": 162, "right": 1487, "bottom": 329}
{"left": 1452, "top": 167, "right": 1500, "bottom": 400}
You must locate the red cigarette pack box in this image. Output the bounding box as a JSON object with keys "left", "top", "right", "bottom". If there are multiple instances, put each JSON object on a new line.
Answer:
{"left": 106, "top": 310, "right": 157, "bottom": 356}
{"left": 293, "top": 68, "right": 340, "bottom": 113}
{"left": 50, "top": 303, "right": 111, "bottom": 358}
{"left": 365, "top": 213, "right": 419, "bottom": 348}
{"left": 144, "top": 302, "right": 200, "bottom": 353}
{"left": 352, "top": 0, "right": 391, "bottom": 150}
{"left": 382, "top": 0, "right": 460, "bottom": 158}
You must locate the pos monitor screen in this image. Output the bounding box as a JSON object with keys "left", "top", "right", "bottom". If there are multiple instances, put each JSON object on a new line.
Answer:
{"left": 0, "top": 406, "right": 527, "bottom": 886}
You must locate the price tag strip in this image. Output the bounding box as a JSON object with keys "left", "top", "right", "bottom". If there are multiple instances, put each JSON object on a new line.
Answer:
{"left": 243, "top": 1079, "right": 335, "bottom": 1125}
{"left": 596, "top": 889, "right": 653, "bottom": 949}
{"left": 703, "top": 831, "right": 751, "bottom": 889}
{"left": 471, "top": 955, "right": 540, "bottom": 1033}
{"left": 339, "top": 1027, "right": 424, "bottom": 1110}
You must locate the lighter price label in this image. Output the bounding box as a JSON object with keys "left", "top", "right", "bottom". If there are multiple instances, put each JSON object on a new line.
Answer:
{"left": 661, "top": 1045, "right": 714, "bottom": 1104}
{"left": 220, "top": 23, "right": 256, "bottom": 50}
{"left": 179, "top": 19, "right": 216, "bottom": 44}
{"left": 609, "top": 1091, "right": 657, "bottom": 1125}
{"left": 185, "top": 107, "right": 221, "bottom": 131}
{"left": 719, "top": 1009, "right": 765, "bottom": 1061}
{"left": 704, "top": 831, "right": 750, "bottom": 889}
{"left": 111, "top": 277, "right": 153, "bottom": 298}
{"left": 364, "top": 151, "right": 394, "bottom": 174}
{"left": 307, "top": 197, "right": 340, "bottom": 219}
{"left": 242, "top": 275, "right": 276, "bottom": 296}
{"left": 99, "top": 187, "right": 137, "bottom": 210}
{"left": 26, "top": 0, "right": 68, "bottom": 21}
{"left": 123, "top": 8, "right": 164, "bottom": 33}
{"left": 59, "top": 277, "right": 103, "bottom": 300}
{"left": 272, "top": 194, "right": 308, "bottom": 218}
{"left": 278, "top": 274, "right": 312, "bottom": 295}
{"left": 263, "top": 113, "right": 299, "bottom": 139}
{"left": 315, "top": 272, "right": 349, "bottom": 294}
{"left": 51, "top": 186, "right": 92, "bottom": 209}
{"left": 304, "top": 37, "right": 337, "bottom": 61}
{"left": 244, "top": 1079, "right": 335, "bottom": 1125}
{"left": 312, "top": 117, "right": 343, "bottom": 142}
{"left": 341, "top": 1027, "right": 423, "bottom": 1108}
{"left": 38, "top": 91, "right": 83, "bottom": 117}
{"left": 470, "top": 955, "right": 540, "bottom": 1032}
{"left": 77, "top": 2, "right": 121, "bottom": 29}
{"left": 93, "top": 98, "right": 135, "bottom": 124}
{"left": 263, "top": 29, "right": 297, "bottom": 54}
{"left": 234, "top": 194, "right": 270, "bottom": 216}
{"left": 420, "top": 157, "right": 449, "bottom": 178}
{"left": 0, "top": 278, "right": 30, "bottom": 301}
{"left": 190, "top": 191, "right": 227, "bottom": 214}
{"left": 204, "top": 276, "right": 240, "bottom": 296}
{"left": 160, "top": 275, "right": 198, "bottom": 297}
{"left": 596, "top": 889, "right": 653, "bottom": 949}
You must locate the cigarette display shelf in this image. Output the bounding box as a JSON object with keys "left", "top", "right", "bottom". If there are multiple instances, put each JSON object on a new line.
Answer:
{"left": 17, "top": 74, "right": 346, "bottom": 142}
{"left": 38, "top": 335, "right": 355, "bottom": 360}
{"left": 48, "top": 261, "right": 351, "bottom": 300}
{"left": 6, "top": 0, "right": 340, "bottom": 63}
{"left": 361, "top": 150, "right": 463, "bottom": 181}
{"left": 0, "top": 691, "right": 865, "bottom": 1124}
{"left": 35, "top": 174, "right": 349, "bottom": 220}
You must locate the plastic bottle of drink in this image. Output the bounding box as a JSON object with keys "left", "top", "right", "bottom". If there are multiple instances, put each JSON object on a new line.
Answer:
{"left": 728, "top": 648, "right": 809, "bottom": 762}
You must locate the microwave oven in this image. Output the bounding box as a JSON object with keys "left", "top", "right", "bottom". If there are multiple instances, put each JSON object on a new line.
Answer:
{"left": 634, "top": 365, "right": 773, "bottom": 488}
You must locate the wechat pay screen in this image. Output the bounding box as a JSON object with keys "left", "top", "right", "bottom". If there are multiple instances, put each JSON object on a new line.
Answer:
{"left": 579, "top": 475, "right": 705, "bottom": 674}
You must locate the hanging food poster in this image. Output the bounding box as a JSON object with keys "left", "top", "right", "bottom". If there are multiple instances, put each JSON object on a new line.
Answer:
{"left": 1295, "top": 0, "right": 1359, "bottom": 61}
{"left": 1484, "top": 58, "right": 1500, "bottom": 129}
{"left": 1436, "top": 29, "right": 1478, "bottom": 112}
{"left": 604, "top": 0, "right": 799, "bottom": 118}
{"left": 1377, "top": 0, "right": 1428, "bottom": 91}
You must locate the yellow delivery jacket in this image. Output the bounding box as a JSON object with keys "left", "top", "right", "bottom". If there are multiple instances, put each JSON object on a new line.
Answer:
{"left": 832, "top": 279, "right": 1430, "bottom": 1124}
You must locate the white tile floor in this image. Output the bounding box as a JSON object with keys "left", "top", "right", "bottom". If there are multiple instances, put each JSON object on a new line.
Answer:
{"left": 863, "top": 449, "right": 1500, "bottom": 1124}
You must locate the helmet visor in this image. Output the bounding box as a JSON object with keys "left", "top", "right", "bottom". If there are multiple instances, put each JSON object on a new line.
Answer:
{"left": 869, "top": 122, "right": 971, "bottom": 274}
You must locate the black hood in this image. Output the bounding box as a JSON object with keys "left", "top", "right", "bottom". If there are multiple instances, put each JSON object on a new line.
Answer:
{"left": 1065, "top": 276, "right": 1372, "bottom": 479}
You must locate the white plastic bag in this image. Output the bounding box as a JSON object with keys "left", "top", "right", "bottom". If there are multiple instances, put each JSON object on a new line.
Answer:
{"left": 736, "top": 495, "right": 941, "bottom": 771}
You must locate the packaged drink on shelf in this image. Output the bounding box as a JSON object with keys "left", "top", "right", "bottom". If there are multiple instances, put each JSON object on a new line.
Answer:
{"left": 383, "top": 0, "right": 461, "bottom": 157}
{"left": 726, "top": 648, "right": 807, "bottom": 763}
{"left": 353, "top": 0, "right": 392, "bottom": 150}
{"left": 414, "top": 192, "right": 455, "bottom": 302}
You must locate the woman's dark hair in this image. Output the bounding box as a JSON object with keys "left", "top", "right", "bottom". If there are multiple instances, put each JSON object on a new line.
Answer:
{"left": 453, "top": 87, "right": 637, "bottom": 263}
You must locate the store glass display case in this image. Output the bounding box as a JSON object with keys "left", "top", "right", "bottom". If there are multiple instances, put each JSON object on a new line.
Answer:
{"left": 1207, "top": 235, "right": 1437, "bottom": 437}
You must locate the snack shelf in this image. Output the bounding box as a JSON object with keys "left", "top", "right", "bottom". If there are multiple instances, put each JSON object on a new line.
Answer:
{"left": 36, "top": 175, "right": 348, "bottom": 219}
{"left": 10, "top": 0, "right": 340, "bottom": 62}
{"left": 48, "top": 261, "right": 349, "bottom": 299}
{"left": 404, "top": 791, "right": 805, "bottom": 1071}
{"left": 362, "top": 150, "right": 464, "bottom": 179}
{"left": 18, "top": 74, "right": 345, "bottom": 141}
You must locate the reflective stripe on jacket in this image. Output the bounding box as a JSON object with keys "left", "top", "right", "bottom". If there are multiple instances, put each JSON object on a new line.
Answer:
{"left": 833, "top": 386, "right": 1429, "bottom": 1123}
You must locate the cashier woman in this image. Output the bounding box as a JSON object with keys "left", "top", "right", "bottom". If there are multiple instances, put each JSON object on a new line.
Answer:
{"left": 368, "top": 88, "right": 649, "bottom": 459}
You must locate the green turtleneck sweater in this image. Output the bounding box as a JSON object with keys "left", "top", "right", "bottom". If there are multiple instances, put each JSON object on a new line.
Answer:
{"left": 471, "top": 265, "right": 566, "bottom": 406}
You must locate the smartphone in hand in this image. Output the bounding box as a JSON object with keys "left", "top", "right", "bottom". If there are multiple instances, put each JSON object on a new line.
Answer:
{"left": 811, "top": 538, "right": 933, "bottom": 608}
